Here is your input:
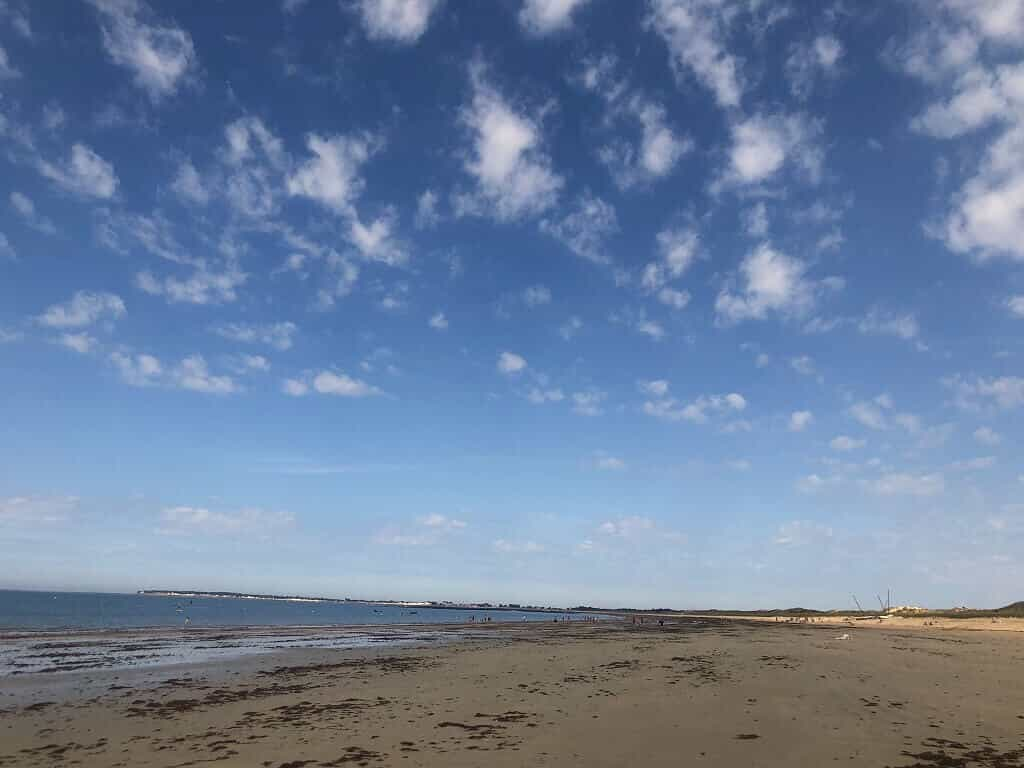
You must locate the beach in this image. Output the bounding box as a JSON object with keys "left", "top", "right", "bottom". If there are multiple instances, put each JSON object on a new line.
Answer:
{"left": 2, "top": 617, "right": 1023, "bottom": 767}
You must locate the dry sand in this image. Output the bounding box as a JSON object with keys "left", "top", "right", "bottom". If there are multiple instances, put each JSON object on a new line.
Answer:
{"left": 2, "top": 617, "right": 1023, "bottom": 767}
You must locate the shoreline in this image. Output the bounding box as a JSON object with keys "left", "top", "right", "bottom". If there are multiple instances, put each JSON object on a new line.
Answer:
{"left": 2, "top": 616, "right": 1022, "bottom": 767}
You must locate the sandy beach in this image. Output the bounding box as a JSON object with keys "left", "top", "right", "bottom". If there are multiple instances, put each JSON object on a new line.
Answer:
{"left": 2, "top": 617, "right": 1023, "bottom": 767}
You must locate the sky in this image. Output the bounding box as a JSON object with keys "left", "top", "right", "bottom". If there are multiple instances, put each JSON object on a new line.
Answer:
{"left": 1, "top": 0, "right": 1023, "bottom": 609}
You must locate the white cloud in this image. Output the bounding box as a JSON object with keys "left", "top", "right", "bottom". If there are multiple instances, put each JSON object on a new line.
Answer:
{"left": 57, "top": 332, "right": 97, "bottom": 354}
{"left": 493, "top": 538, "right": 545, "bottom": 554}
{"left": 725, "top": 113, "right": 823, "bottom": 186}
{"left": 137, "top": 265, "right": 246, "bottom": 305}
{"left": 357, "top": 0, "right": 442, "bottom": 43}
{"left": 38, "top": 290, "right": 125, "bottom": 328}
{"left": 158, "top": 505, "right": 294, "bottom": 537}
{"left": 348, "top": 209, "right": 408, "bottom": 266}
{"left": 282, "top": 378, "right": 309, "bottom": 396}
{"left": 38, "top": 143, "right": 119, "bottom": 199}
{"left": 0, "top": 494, "right": 78, "bottom": 525}
{"left": 595, "top": 455, "right": 626, "bottom": 471}
{"left": 795, "top": 474, "right": 836, "bottom": 495}
{"left": 0, "top": 232, "right": 15, "bottom": 260}
{"left": 522, "top": 284, "right": 552, "bottom": 307}
{"left": 559, "top": 315, "right": 583, "bottom": 340}
{"left": 848, "top": 400, "right": 889, "bottom": 430}
{"left": 870, "top": 472, "right": 944, "bottom": 497}
{"left": 950, "top": 455, "right": 997, "bottom": 471}
{"left": 639, "top": 379, "right": 670, "bottom": 397}
{"left": 497, "top": 351, "right": 527, "bottom": 374}
{"left": 655, "top": 225, "right": 699, "bottom": 280}
{"left": 414, "top": 188, "right": 440, "bottom": 228}
{"left": 789, "top": 410, "right": 813, "bottom": 431}
{"left": 647, "top": 0, "right": 743, "bottom": 108}
{"left": 571, "top": 390, "right": 607, "bottom": 416}
{"left": 786, "top": 35, "right": 843, "bottom": 100}
{"left": 540, "top": 192, "right": 618, "bottom": 263}
{"left": 637, "top": 320, "right": 666, "bottom": 340}
{"left": 9, "top": 192, "right": 56, "bottom": 235}
{"left": 287, "top": 133, "right": 378, "bottom": 216}
{"left": 0, "top": 45, "right": 18, "bottom": 79}
{"left": 527, "top": 387, "right": 564, "bottom": 404}
{"left": 171, "top": 159, "right": 209, "bottom": 205}
{"left": 716, "top": 243, "right": 835, "bottom": 324}
{"left": 830, "top": 435, "right": 865, "bottom": 452}
{"left": 1006, "top": 295, "right": 1024, "bottom": 317}
{"left": 643, "top": 390, "right": 745, "bottom": 424}
{"left": 657, "top": 287, "right": 690, "bottom": 310}
{"left": 428, "top": 311, "right": 448, "bottom": 330}
{"left": 420, "top": 513, "right": 467, "bottom": 530}
{"left": 973, "top": 426, "right": 1001, "bottom": 445}
{"left": 214, "top": 321, "right": 297, "bottom": 351}
{"left": 174, "top": 354, "right": 238, "bottom": 395}
{"left": 578, "top": 55, "right": 692, "bottom": 188}
{"left": 88, "top": 0, "right": 196, "bottom": 101}
{"left": 774, "top": 519, "right": 833, "bottom": 546}
{"left": 790, "top": 355, "right": 815, "bottom": 376}
{"left": 110, "top": 351, "right": 162, "bottom": 386}
{"left": 457, "top": 65, "right": 563, "bottom": 220}
{"left": 234, "top": 354, "right": 270, "bottom": 373}
{"left": 742, "top": 202, "right": 769, "bottom": 237}
{"left": 858, "top": 307, "right": 920, "bottom": 340}
{"left": 945, "top": 374, "right": 1024, "bottom": 410}
{"left": 598, "top": 515, "right": 655, "bottom": 537}
{"left": 312, "top": 371, "right": 380, "bottom": 397}
{"left": 519, "top": 0, "right": 590, "bottom": 35}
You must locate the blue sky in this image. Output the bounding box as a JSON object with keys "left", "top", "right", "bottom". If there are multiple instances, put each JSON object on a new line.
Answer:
{"left": 2, "top": 0, "right": 1023, "bottom": 609}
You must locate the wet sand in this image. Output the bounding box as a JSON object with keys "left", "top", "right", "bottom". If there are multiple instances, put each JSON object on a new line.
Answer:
{"left": 2, "top": 617, "right": 1023, "bottom": 767}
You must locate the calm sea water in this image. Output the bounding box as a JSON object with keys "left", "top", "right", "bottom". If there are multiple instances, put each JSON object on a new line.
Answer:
{"left": 0, "top": 590, "right": 585, "bottom": 631}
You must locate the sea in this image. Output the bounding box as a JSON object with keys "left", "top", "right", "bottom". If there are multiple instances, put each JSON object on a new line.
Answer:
{"left": 0, "top": 591, "right": 601, "bottom": 676}
{"left": 0, "top": 590, "right": 587, "bottom": 631}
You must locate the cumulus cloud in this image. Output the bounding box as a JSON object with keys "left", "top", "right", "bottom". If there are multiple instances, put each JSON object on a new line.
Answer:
{"left": 973, "top": 426, "right": 1001, "bottom": 445}
{"left": 110, "top": 351, "right": 162, "bottom": 386}
{"left": 88, "top": 0, "right": 196, "bottom": 101}
{"left": 38, "top": 291, "right": 125, "bottom": 328}
{"left": 522, "top": 285, "right": 552, "bottom": 306}
{"left": 724, "top": 113, "right": 823, "bottom": 186}
{"left": 830, "top": 435, "right": 865, "bottom": 452}
{"left": 519, "top": 0, "right": 590, "bottom": 34}
{"left": 497, "top": 351, "right": 527, "bottom": 374}
{"left": 0, "top": 494, "right": 78, "bottom": 525}
{"left": 578, "top": 55, "right": 692, "bottom": 188}
{"left": 312, "top": 371, "right": 380, "bottom": 397}
{"left": 287, "top": 133, "right": 378, "bottom": 216}
{"left": 571, "top": 390, "right": 607, "bottom": 416}
{"left": 647, "top": 0, "right": 743, "bottom": 108}
{"left": 715, "top": 243, "right": 836, "bottom": 325}
{"left": 171, "top": 159, "right": 209, "bottom": 205}
{"left": 357, "top": 0, "right": 442, "bottom": 43}
{"left": 540, "top": 192, "right": 618, "bottom": 263}
{"left": 594, "top": 454, "right": 626, "bottom": 471}
{"left": 559, "top": 315, "right": 583, "bottom": 340}
{"left": 38, "top": 143, "right": 118, "bottom": 199}
{"left": 9, "top": 192, "right": 56, "bottom": 235}
{"left": 848, "top": 399, "right": 889, "bottom": 430}
{"left": 214, "top": 321, "right": 297, "bottom": 351}
{"left": 137, "top": 264, "right": 246, "bottom": 305}
{"left": 858, "top": 307, "right": 920, "bottom": 340}
{"left": 174, "top": 354, "right": 238, "bottom": 395}
{"left": 870, "top": 472, "right": 944, "bottom": 497}
{"left": 944, "top": 374, "right": 1024, "bottom": 410}
{"left": 527, "top": 387, "right": 564, "bottom": 404}
{"left": 428, "top": 311, "right": 448, "bottom": 330}
{"left": 456, "top": 64, "right": 563, "bottom": 221}
{"left": 57, "top": 332, "right": 97, "bottom": 354}
{"left": 789, "top": 410, "right": 813, "bottom": 431}
{"left": 1006, "top": 295, "right": 1024, "bottom": 317}
{"left": 493, "top": 538, "right": 545, "bottom": 554}
{"left": 642, "top": 384, "right": 746, "bottom": 425}
{"left": 158, "top": 505, "right": 294, "bottom": 536}
{"left": 786, "top": 35, "right": 843, "bottom": 100}
{"left": 895, "top": 3, "right": 1024, "bottom": 261}
{"left": 414, "top": 189, "right": 440, "bottom": 229}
